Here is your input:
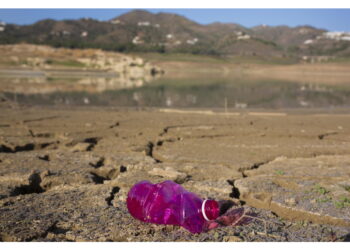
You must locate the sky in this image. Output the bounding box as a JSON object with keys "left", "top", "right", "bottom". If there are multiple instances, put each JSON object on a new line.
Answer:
{"left": 0, "top": 9, "right": 350, "bottom": 32}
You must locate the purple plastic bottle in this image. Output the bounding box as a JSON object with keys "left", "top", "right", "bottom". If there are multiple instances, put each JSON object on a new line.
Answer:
{"left": 127, "top": 180, "right": 220, "bottom": 234}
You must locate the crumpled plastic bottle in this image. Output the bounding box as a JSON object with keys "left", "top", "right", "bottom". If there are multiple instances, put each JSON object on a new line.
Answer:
{"left": 127, "top": 180, "right": 220, "bottom": 234}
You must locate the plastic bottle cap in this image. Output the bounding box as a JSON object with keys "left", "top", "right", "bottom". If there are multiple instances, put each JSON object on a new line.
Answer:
{"left": 201, "top": 199, "right": 210, "bottom": 221}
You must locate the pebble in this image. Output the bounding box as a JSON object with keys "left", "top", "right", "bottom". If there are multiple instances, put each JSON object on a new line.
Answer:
{"left": 223, "top": 235, "right": 244, "bottom": 242}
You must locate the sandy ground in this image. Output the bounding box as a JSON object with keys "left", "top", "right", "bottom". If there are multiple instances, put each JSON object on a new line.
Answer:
{"left": 0, "top": 101, "right": 350, "bottom": 241}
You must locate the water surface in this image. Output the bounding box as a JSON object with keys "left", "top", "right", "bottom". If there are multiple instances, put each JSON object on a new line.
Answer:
{"left": 1, "top": 72, "right": 350, "bottom": 109}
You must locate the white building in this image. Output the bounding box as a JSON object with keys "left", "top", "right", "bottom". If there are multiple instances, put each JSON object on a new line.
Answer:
{"left": 137, "top": 21, "right": 150, "bottom": 26}
{"left": 110, "top": 19, "right": 121, "bottom": 24}
{"left": 166, "top": 97, "right": 173, "bottom": 107}
{"left": 186, "top": 38, "right": 198, "bottom": 45}
{"left": 304, "top": 39, "right": 313, "bottom": 44}
{"left": 132, "top": 36, "right": 144, "bottom": 45}
{"left": 81, "top": 31, "right": 88, "bottom": 37}
{"left": 299, "top": 100, "right": 309, "bottom": 107}
{"left": 323, "top": 31, "right": 350, "bottom": 41}
{"left": 324, "top": 31, "right": 344, "bottom": 38}
{"left": 235, "top": 102, "right": 248, "bottom": 109}
{"left": 166, "top": 34, "right": 173, "bottom": 39}
{"left": 237, "top": 34, "right": 250, "bottom": 40}
{"left": 62, "top": 30, "right": 70, "bottom": 36}
{"left": 0, "top": 21, "right": 5, "bottom": 32}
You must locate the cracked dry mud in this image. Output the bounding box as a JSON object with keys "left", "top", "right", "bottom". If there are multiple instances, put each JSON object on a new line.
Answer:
{"left": 0, "top": 106, "right": 350, "bottom": 242}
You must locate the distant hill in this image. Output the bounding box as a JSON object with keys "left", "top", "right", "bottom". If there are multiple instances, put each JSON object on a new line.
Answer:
{"left": 251, "top": 25, "right": 325, "bottom": 47}
{"left": 0, "top": 10, "right": 349, "bottom": 59}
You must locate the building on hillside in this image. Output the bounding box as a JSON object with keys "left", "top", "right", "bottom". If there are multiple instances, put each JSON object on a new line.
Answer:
{"left": 186, "top": 38, "right": 198, "bottom": 45}
{"left": 323, "top": 31, "right": 350, "bottom": 41}
{"left": 0, "top": 21, "right": 6, "bottom": 32}
{"left": 138, "top": 21, "right": 150, "bottom": 26}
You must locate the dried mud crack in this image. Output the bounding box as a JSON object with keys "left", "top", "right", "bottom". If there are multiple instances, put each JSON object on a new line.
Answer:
{"left": 83, "top": 137, "right": 101, "bottom": 151}
{"left": 10, "top": 172, "right": 45, "bottom": 196}
{"left": 23, "top": 116, "right": 62, "bottom": 124}
{"left": 109, "top": 122, "right": 120, "bottom": 129}
{"left": 227, "top": 180, "right": 242, "bottom": 201}
{"left": 236, "top": 160, "right": 275, "bottom": 178}
{"left": 0, "top": 141, "right": 59, "bottom": 153}
{"left": 90, "top": 172, "right": 108, "bottom": 184}
{"left": 318, "top": 131, "right": 338, "bottom": 140}
{"left": 1, "top": 107, "right": 350, "bottom": 241}
{"left": 89, "top": 157, "right": 105, "bottom": 168}
{"left": 145, "top": 141, "right": 162, "bottom": 163}
{"left": 106, "top": 187, "right": 120, "bottom": 206}
{"left": 38, "top": 154, "right": 50, "bottom": 161}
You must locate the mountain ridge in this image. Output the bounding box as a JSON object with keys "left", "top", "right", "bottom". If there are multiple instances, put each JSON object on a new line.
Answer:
{"left": 0, "top": 10, "right": 349, "bottom": 59}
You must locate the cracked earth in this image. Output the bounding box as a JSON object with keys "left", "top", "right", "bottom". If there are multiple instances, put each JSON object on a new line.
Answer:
{"left": 0, "top": 106, "right": 350, "bottom": 241}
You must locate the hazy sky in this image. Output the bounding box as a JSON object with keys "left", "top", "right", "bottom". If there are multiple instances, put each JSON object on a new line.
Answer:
{"left": 0, "top": 9, "right": 349, "bottom": 31}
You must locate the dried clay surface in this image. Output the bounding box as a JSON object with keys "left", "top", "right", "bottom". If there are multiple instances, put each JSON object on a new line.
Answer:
{"left": 0, "top": 105, "right": 350, "bottom": 242}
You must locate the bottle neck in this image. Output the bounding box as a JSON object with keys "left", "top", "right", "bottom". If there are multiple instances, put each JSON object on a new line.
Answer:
{"left": 201, "top": 200, "right": 210, "bottom": 221}
{"left": 201, "top": 199, "right": 219, "bottom": 221}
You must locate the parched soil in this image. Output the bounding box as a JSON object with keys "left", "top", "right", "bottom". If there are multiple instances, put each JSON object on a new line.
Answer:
{"left": 0, "top": 105, "right": 350, "bottom": 242}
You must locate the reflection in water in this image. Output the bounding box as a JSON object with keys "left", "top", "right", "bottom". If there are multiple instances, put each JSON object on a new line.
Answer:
{"left": 0, "top": 75, "right": 147, "bottom": 94}
{"left": 2, "top": 74, "right": 350, "bottom": 109}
